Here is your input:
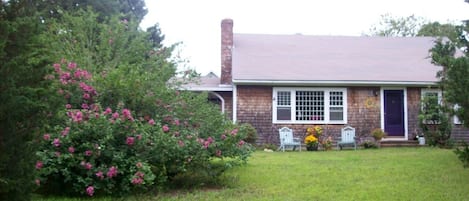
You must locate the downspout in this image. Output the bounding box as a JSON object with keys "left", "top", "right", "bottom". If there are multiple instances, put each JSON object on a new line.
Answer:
{"left": 233, "top": 84, "right": 237, "bottom": 123}
{"left": 208, "top": 92, "right": 225, "bottom": 113}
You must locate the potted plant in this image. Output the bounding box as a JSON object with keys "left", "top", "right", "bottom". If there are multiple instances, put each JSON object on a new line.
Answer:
{"left": 304, "top": 126, "right": 323, "bottom": 151}
{"left": 371, "top": 128, "right": 387, "bottom": 141}
{"left": 321, "top": 136, "right": 333, "bottom": 151}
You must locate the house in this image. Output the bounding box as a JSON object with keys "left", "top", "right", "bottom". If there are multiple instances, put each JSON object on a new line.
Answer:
{"left": 186, "top": 19, "right": 469, "bottom": 145}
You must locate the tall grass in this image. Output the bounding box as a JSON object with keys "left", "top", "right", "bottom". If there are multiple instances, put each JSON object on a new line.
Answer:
{"left": 35, "top": 147, "right": 469, "bottom": 201}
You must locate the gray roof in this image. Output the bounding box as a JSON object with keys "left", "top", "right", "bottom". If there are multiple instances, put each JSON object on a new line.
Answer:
{"left": 181, "top": 73, "right": 232, "bottom": 91}
{"left": 232, "top": 34, "right": 441, "bottom": 86}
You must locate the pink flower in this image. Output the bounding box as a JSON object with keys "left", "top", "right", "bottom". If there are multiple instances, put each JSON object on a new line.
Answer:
{"left": 85, "top": 150, "right": 92, "bottom": 156}
{"left": 68, "top": 146, "right": 75, "bottom": 153}
{"left": 231, "top": 129, "right": 238, "bottom": 136}
{"left": 178, "top": 140, "right": 185, "bottom": 147}
{"left": 207, "top": 137, "right": 214, "bottom": 143}
{"left": 95, "top": 171, "right": 104, "bottom": 180}
{"left": 61, "top": 127, "right": 70, "bottom": 136}
{"left": 35, "top": 161, "right": 43, "bottom": 169}
{"left": 221, "top": 134, "right": 226, "bottom": 140}
{"left": 72, "top": 111, "right": 83, "bottom": 122}
{"left": 43, "top": 134, "right": 50, "bottom": 141}
{"left": 112, "top": 112, "right": 119, "bottom": 119}
{"left": 103, "top": 107, "right": 112, "bottom": 115}
{"left": 53, "top": 138, "right": 61, "bottom": 147}
{"left": 83, "top": 162, "right": 92, "bottom": 170}
{"left": 131, "top": 177, "right": 143, "bottom": 185}
{"left": 162, "top": 125, "right": 169, "bottom": 132}
{"left": 174, "top": 119, "right": 180, "bottom": 126}
{"left": 86, "top": 186, "right": 94, "bottom": 196}
{"left": 216, "top": 150, "right": 222, "bottom": 157}
{"left": 122, "top": 109, "right": 133, "bottom": 121}
{"left": 83, "top": 93, "right": 90, "bottom": 100}
{"left": 126, "top": 137, "right": 135, "bottom": 146}
{"left": 107, "top": 166, "right": 118, "bottom": 178}
{"left": 81, "top": 103, "right": 89, "bottom": 109}
{"left": 67, "top": 62, "right": 77, "bottom": 70}
{"left": 65, "top": 104, "right": 72, "bottom": 109}
{"left": 148, "top": 119, "right": 155, "bottom": 125}
{"left": 53, "top": 63, "right": 61, "bottom": 72}
{"left": 136, "top": 134, "right": 142, "bottom": 140}
{"left": 238, "top": 140, "right": 245, "bottom": 147}
{"left": 136, "top": 162, "right": 143, "bottom": 168}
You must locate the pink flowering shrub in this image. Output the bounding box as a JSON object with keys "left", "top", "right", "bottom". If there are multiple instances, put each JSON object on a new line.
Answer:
{"left": 35, "top": 61, "right": 253, "bottom": 196}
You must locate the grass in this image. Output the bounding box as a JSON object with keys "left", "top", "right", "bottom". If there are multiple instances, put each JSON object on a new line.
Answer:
{"left": 34, "top": 147, "right": 469, "bottom": 201}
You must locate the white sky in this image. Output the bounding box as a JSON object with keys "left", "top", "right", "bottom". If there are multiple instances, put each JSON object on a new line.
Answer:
{"left": 140, "top": 0, "right": 469, "bottom": 76}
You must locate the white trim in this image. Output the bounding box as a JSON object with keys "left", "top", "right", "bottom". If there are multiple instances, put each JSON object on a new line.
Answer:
{"left": 421, "top": 88, "right": 442, "bottom": 104}
{"left": 234, "top": 79, "right": 437, "bottom": 86}
{"left": 380, "top": 87, "right": 408, "bottom": 140}
{"left": 272, "top": 87, "right": 348, "bottom": 124}
{"left": 208, "top": 92, "right": 225, "bottom": 113}
{"left": 232, "top": 84, "right": 237, "bottom": 123}
{"left": 184, "top": 87, "right": 233, "bottom": 91}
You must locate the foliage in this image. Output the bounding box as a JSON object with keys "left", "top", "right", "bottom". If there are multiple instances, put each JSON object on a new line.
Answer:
{"left": 431, "top": 32, "right": 469, "bottom": 128}
{"left": 417, "top": 22, "right": 458, "bottom": 41}
{"left": 35, "top": 62, "right": 253, "bottom": 197}
{"left": 371, "top": 128, "right": 387, "bottom": 141}
{"left": 368, "top": 14, "right": 427, "bottom": 37}
{"left": 454, "top": 141, "right": 469, "bottom": 168}
{"left": 362, "top": 140, "right": 378, "bottom": 149}
{"left": 320, "top": 136, "right": 333, "bottom": 150}
{"left": 418, "top": 94, "right": 453, "bottom": 147}
{"left": 0, "top": 2, "right": 58, "bottom": 200}
{"left": 304, "top": 126, "right": 322, "bottom": 150}
{"left": 239, "top": 123, "right": 258, "bottom": 144}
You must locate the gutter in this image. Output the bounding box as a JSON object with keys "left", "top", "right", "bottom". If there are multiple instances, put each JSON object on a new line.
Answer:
{"left": 232, "top": 79, "right": 438, "bottom": 87}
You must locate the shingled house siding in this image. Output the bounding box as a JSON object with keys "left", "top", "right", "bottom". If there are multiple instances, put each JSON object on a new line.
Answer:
{"left": 407, "top": 87, "right": 422, "bottom": 139}
{"left": 218, "top": 91, "right": 233, "bottom": 119}
{"left": 236, "top": 86, "right": 275, "bottom": 144}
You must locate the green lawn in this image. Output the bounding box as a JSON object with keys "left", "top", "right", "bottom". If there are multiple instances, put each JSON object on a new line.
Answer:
{"left": 34, "top": 147, "right": 469, "bottom": 201}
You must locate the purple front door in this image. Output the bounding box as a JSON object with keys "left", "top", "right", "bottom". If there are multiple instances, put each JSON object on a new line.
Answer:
{"left": 384, "top": 90, "right": 405, "bottom": 136}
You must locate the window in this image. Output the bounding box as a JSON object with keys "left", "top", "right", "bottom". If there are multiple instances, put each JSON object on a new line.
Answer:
{"left": 420, "top": 89, "right": 442, "bottom": 124}
{"left": 273, "top": 88, "right": 347, "bottom": 124}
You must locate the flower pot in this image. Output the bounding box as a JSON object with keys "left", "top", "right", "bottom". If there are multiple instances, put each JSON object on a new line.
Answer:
{"left": 306, "top": 144, "right": 319, "bottom": 151}
{"left": 418, "top": 137, "right": 425, "bottom": 145}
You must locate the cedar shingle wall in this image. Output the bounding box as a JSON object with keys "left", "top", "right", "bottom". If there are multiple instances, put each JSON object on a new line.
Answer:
{"left": 235, "top": 86, "right": 469, "bottom": 145}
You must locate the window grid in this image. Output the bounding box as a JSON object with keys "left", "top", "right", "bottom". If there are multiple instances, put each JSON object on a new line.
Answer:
{"left": 295, "top": 91, "right": 324, "bottom": 121}
{"left": 277, "top": 91, "right": 291, "bottom": 106}
{"left": 329, "top": 91, "right": 344, "bottom": 121}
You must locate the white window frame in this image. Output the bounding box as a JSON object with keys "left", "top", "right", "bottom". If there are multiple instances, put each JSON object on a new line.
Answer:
{"left": 273, "top": 87, "right": 347, "bottom": 124}
{"left": 420, "top": 89, "right": 443, "bottom": 124}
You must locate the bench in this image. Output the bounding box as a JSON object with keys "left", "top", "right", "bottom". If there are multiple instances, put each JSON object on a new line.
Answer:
{"left": 278, "top": 127, "right": 301, "bottom": 152}
{"left": 337, "top": 126, "right": 357, "bottom": 150}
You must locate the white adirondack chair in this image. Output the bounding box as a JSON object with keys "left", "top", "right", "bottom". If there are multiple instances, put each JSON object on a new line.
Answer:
{"left": 337, "top": 126, "right": 357, "bottom": 150}
{"left": 278, "top": 127, "right": 301, "bottom": 152}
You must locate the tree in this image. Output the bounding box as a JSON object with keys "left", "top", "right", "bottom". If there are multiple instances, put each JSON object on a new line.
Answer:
{"left": 417, "top": 22, "right": 459, "bottom": 41}
{"left": 430, "top": 21, "right": 469, "bottom": 128}
{"left": 368, "top": 14, "right": 427, "bottom": 37}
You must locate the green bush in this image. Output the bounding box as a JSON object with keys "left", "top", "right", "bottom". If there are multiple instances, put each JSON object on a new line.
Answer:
{"left": 418, "top": 94, "right": 452, "bottom": 148}
{"left": 35, "top": 62, "right": 253, "bottom": 197}
{"left": 454, "top": 141, "right": 469, "bottom": 168}
{"left": 239, "top": 123, "right": 258, "bottom": 144}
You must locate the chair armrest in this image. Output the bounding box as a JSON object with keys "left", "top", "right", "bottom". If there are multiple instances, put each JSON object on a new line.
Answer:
{"left": 292, "top": 137, "right": 301, "bottom": 142}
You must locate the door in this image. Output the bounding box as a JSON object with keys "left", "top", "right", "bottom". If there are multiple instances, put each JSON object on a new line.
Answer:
{"left": 384, "top": 90, "right": 404, "bottom": 136}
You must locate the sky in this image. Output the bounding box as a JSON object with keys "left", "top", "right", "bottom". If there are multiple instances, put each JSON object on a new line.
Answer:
{"left": 140, "top": 0, "right": 469, "bottom": 76}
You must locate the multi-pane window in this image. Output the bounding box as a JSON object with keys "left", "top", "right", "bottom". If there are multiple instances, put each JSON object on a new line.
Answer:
{"left": 276, "top": 91, "right": 291, "bottom": 120}
{"left": 273, "top": 88, "right": 347, "bottom": 124}
{"left": 421, "top": 89, "right": 442, "bottom": 124}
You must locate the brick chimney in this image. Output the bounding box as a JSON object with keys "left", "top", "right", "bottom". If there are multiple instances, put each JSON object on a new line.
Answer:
{"left": 221, "top": 19, "right": 233, "bottom": 85}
